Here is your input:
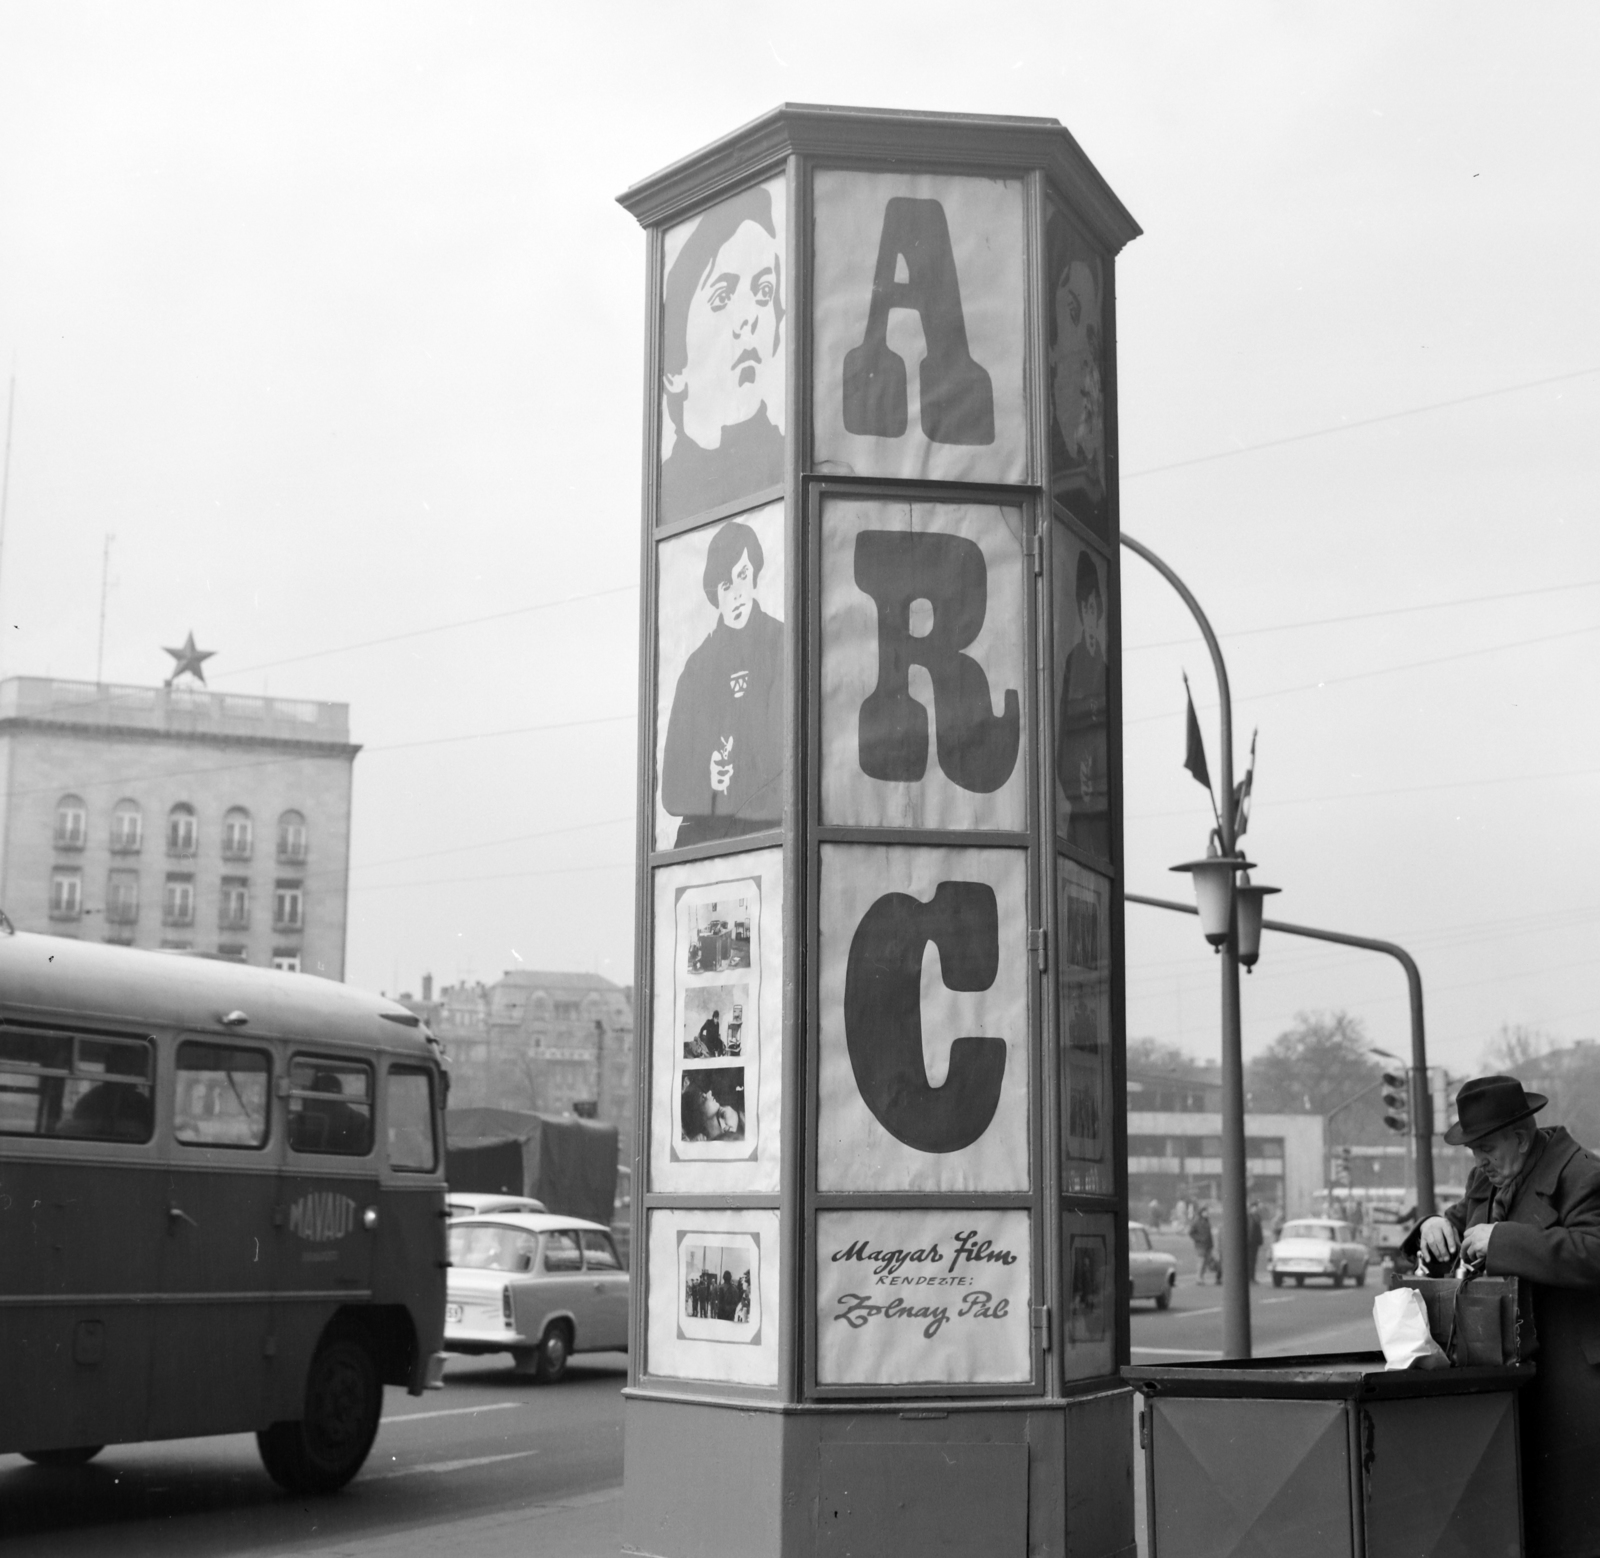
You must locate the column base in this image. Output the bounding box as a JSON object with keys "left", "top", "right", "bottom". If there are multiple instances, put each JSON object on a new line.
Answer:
{"left": 623, "top": 1387, "right": 1134, "bottom": 1558}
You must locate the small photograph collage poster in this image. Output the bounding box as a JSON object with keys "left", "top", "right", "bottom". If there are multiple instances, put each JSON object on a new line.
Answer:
{"left": 819, "top": 497, "right": 1028, "bottom": 833}
{"left": 1059, "top": 858, "right": 1113, "bottom": 1197}
{"left": 657, "top": 173, "right": 786, "bottom": 527}
{"left": 816, "top": 843, "right": 1030, "bottom": 1194}
{"left": 1061, "top": 1210, "right": 1117, "bottom": 1383}
{"left": 1046, "top": 207, "right": 1108, "bottom": 537}
{"left": 647, "top": 1207, "right": 780, "bottom": 1387}
{"left": 1052, "top": 524, "right": 1112, "bottom": 863}
{"left": 654, "top": 499, "right": 785, "bottom": 852}
{"left": 815, "top": 1208, "right": 1032, "bottom": 1386}
{"left": 811, "top": 170, "right": 1027, "bottom": 487}
{"left": 650, "top": 847, "right": 782, "bottom": 1194}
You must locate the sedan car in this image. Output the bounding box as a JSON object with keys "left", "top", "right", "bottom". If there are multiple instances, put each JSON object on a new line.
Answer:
{"left": 1269, "top": 1219, "right": 1370, "bottom": 1288}
{"left": 445, "top": 1213, "right": 628, "bottom": 1380}
{"left": 1128, "top": 1221, "right": 1178, "bottom": 1308}
{"left": 446, "top": 1192, "right": 548, "bottom": 1219}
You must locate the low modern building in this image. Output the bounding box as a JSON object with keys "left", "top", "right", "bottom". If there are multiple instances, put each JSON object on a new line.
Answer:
{"left": 1127, "top": 1066, "right": 1325, "bottom": 1219}
{"left": 0, "top": 675, "right": 356, "bottom": 976}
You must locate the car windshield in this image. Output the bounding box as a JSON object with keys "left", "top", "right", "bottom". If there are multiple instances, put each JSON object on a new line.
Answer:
{"left": 448, "top": 1223, "right": 541, "bottom": 1273}
{"left": 1283, "top": 1222, "right": 1337, "bottom": 1241}
{"left": 1128, "top": 1225, "right": 1151, "bottom": 1251}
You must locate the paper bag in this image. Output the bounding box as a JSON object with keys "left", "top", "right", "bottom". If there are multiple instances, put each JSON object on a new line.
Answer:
{"left": 1373, "top": 1286, "right": 1451, "bottom": 1371}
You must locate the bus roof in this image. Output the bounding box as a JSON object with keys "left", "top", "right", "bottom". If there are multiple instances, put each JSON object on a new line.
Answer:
{"left": 0, "top": 929, "right": 436, "bottom": 1056}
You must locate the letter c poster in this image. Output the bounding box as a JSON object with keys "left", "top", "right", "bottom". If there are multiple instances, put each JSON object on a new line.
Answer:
{"left": 816, "top": 843, "right": 1030, "bottom": 1193}
{"left": 812, "top": 170, "right": 1027, "bottom": 484}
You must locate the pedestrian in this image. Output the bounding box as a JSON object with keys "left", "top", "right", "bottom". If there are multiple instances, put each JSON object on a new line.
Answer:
{"left": 1407, "top": 1075, "right": 1600, "bottom": 1558}
{"left": 1188, "top": 1205, "right": 1216, "bottom": 1284}
{"left": 1247, "top": 1202, "right": 1264, "bottom": 1283}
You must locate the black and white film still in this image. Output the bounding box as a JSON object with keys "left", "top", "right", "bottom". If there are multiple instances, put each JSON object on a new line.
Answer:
{"left": 677, "top": 1231, "right": 761, "bottom": 1344}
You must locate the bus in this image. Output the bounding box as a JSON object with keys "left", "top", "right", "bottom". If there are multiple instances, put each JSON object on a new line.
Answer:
{"left": 0, "top": 927, "right": 449, "bottom": 1492}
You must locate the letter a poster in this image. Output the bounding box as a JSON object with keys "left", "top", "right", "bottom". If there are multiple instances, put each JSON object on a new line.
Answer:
{"left": 812, "top": 171, "right": 1026, "bottom": 485}
{"left": 816, "top": 843, "right": 1029, "bottom": 1194}
{"left": 819, "top": 495, "right": 1027, "bottom": 832}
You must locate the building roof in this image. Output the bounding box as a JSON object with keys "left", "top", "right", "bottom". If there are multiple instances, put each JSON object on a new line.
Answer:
{"left": 494, "top": 970, "right": 623, "bottom": 993}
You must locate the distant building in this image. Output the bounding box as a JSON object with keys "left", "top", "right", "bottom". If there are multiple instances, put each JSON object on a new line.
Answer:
{"left": 0, "top": 675, "right": 356, "bottom": 976}
{"left": 400, "top": 968, "right": 634, "bottom": 1146}
{"left": 1127, "top": 1065, "right": 1324, "bottom": 1218}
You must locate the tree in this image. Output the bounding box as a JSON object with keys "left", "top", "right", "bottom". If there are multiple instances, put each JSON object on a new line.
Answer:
{"left": 1482, "top": 1023, "right": 1554, "bottom": 1072}
{"left": 1126, "top": 1036, "right": 1205, "bottom": 1076}
{"left": 1247, "top": 1011, "right": 1382, "bottom": 1119}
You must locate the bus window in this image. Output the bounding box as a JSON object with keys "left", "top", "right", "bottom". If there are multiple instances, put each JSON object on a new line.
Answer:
{"left": 286, "top": 1057, "right": 373, "bottom": 1155}
{"left": 0, "top": 1028, "right": 153, "bottom": 1142}
{"left": 174, "top": 1041, "right": 270, "bottom": 1148}
{"left": 386, "top": 1067, "right": 437, "bottom": 1171}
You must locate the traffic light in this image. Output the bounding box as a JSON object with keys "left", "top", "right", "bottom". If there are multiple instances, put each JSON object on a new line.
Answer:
{"left": 1333, "top": 1145, "right": 1352, "bottom": 1186}
{"left": 1381, "top": 1068, "right": 1410, "bottom": 1133}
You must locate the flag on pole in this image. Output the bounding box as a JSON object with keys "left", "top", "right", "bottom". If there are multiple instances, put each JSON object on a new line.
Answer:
{"left": 1183, "top": 672, "right": 1211, "bottom": 792}
{"left": 1233, "top": 728, "right": 1258, "bottom": 840}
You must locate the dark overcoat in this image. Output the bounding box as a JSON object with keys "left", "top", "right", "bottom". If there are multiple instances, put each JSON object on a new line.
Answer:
{"left": 1407, "top": 1126, "right": 1600, "bottom": 1558}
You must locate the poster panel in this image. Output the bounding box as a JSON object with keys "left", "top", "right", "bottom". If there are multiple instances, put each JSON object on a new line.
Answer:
{"left": 658, "top": 173, "right": 786, "bottom": 526}
{"left": 1046, "top": 207, "right": 1108, "bottom": 537}
{"left": 817, "top": 844, "right": 1030, "bottom": 1193}
{"left": 813, "top": 170, "right": 1026, "bottom": 485}
{"left": 646, "top": 1207, "right": 780, "bottom": 1386}
{"left": 1059, "top": 858, "right": 1113, "bottom": 1197}
{"left": 650, "top": 847, "right": 782, "bottom": 1193}
{"left": 655, "top": 501, "right": 785, "bottom": 851}
{"left": 820, "top": 497, "right": 1027, "bottom": 832}
{"left": 816, "top": 1209, "right": 1032, "bottom": 1386}
{"left": 1052, "top": 523, "right": 1111, "bottom": 862}
{"left": 1061, "top": 1209, "right": 1117, "bottom": 1382}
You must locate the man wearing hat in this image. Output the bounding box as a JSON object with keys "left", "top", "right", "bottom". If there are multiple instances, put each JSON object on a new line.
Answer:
{"left": 1408, "top": 1075, "right": 1600, "bottom": 1557}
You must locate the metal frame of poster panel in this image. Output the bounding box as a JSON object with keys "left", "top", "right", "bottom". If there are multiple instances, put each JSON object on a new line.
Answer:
{"left": 1039, "top": 179, "right": 1129, "bottom": 1392}
{"left": 628, "top": 157, "right": 805, "bottom": 1408}
{"left": 801, "top": 478, "right": 1045, "bottom": 1401}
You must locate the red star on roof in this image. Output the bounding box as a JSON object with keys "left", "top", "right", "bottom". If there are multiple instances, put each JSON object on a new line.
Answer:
{"left": 163, "top": 631, "right": 216, "bottom": 686}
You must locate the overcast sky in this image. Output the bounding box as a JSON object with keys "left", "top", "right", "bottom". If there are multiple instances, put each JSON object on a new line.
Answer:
{"left": 0, "top": 4, "right": 1595, "bottom": 1078}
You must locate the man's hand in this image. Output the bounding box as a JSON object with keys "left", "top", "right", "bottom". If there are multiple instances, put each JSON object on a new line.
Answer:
{"left": 1460, "top": 1222, "right": 1494, "bottom": 1269}
{"left": 709, "top": 742, "right": 734, "bottom": 795}
{"left": 1418, "top": 1215, "right": 1460, "bottom": 1266}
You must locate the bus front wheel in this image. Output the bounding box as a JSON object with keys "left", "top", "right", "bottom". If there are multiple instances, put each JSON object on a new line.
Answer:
{"left": 258, "top": 1332, "right": 382, "bottom": 1494}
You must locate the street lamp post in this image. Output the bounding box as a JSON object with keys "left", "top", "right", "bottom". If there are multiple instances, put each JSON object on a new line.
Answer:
{"left": 1121, "top": 532, "right": 1255, "bottom": 1360}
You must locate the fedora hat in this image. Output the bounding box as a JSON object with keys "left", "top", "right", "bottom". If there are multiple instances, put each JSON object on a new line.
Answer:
{"left": 1445, "top": 1074, "right": 1548, "bottom": 1147}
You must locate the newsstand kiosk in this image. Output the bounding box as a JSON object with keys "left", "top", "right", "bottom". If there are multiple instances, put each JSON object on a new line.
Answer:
{"left": 619, "top": 106, "right": 1141, "bottom": 1558}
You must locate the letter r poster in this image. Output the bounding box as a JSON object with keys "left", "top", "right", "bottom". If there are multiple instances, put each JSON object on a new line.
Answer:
{"left": 812, "top": 171, "right": 1027, "bottom": 484}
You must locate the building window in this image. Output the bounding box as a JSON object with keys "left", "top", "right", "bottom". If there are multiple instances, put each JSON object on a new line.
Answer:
{"left": 167, "top": 803, "right": 198, "bottom": 857}
{"left": 273, "top": 880, "right": 304, "bottom": 931}
{"left": 163, "top": 874, "right": 195, "bottom": 927}
{"left": 277, "top": 810, "right": 308, "bottom": 864}
{"left": 49, "top": 870, "right": 83, "bottom": 920}
{"left": 272, "top": 951, "right": 302, "bottom": 973}
{"left": 106, "top": 870, "right": 140, "bottom": 925}
{"left": 55, "top": 795, "right": 87, "bottom": 850}
{"left": 216, "top": 943, "right": 247, "bottom": 961}
{"left": 222, "top": 807, "right": 253, "bottom": 861}
{"left": 219, "top": 876, "right": 250, "bottom": 931}
{"left": 110, "top": 799, "right": 143, "bottom": 853}
{"left": 553, "top": 1000, "right": 581, "bottom": 1021}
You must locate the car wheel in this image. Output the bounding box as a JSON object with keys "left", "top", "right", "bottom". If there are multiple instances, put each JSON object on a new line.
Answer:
{"left": 1155, "top": 1278, "right": 1173, "bottom": 1311}
{"left": 1271, "top": 1272, "right": 1283, "bottom": 1288}
{"left": 21, "top": 1446, "right": 103, "bottom": 1467}
{"left": 1294, "top": 1275, "right": 1305, "bottom": 1287}
{"left": 1333, "top": 1266, "right": 1346, "bottom": 1289}
{"left": 534, "top": 1321, "right": 571, "bottom": 1383}
{"left": 257, "top": 1331, "right": 382, "bottom": 1494}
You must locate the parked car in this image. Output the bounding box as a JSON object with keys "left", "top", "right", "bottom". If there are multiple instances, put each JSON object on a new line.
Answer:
{"left": 1128, "top": 1221, "right": 1178, "bottom": 1309}
{"left": 444, "top": 1213, "right": 628, "bottom": 1380}
{"left": 1269, "top": 1218, "right": 1370, "bottom": 1288}
{"left": 446, "top": 1192, "right": 548, "bottom": 1219}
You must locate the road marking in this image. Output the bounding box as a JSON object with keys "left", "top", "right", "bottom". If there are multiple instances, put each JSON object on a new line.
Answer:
{"left": 370, "top": 1450, "right": 540, "bottom": 1480}
{"left": 1164, "top": 1306, "right": 1222, "bottom": 1319}
{"left": 1131, "top": 1346, "right": 1224, "bottom": 1357}
{"left": 383, "top": 1401, "right": 524, "bottom": 1425}
{"left": 1261, "top": 1297, "right": 1295, "bottom": 1305}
